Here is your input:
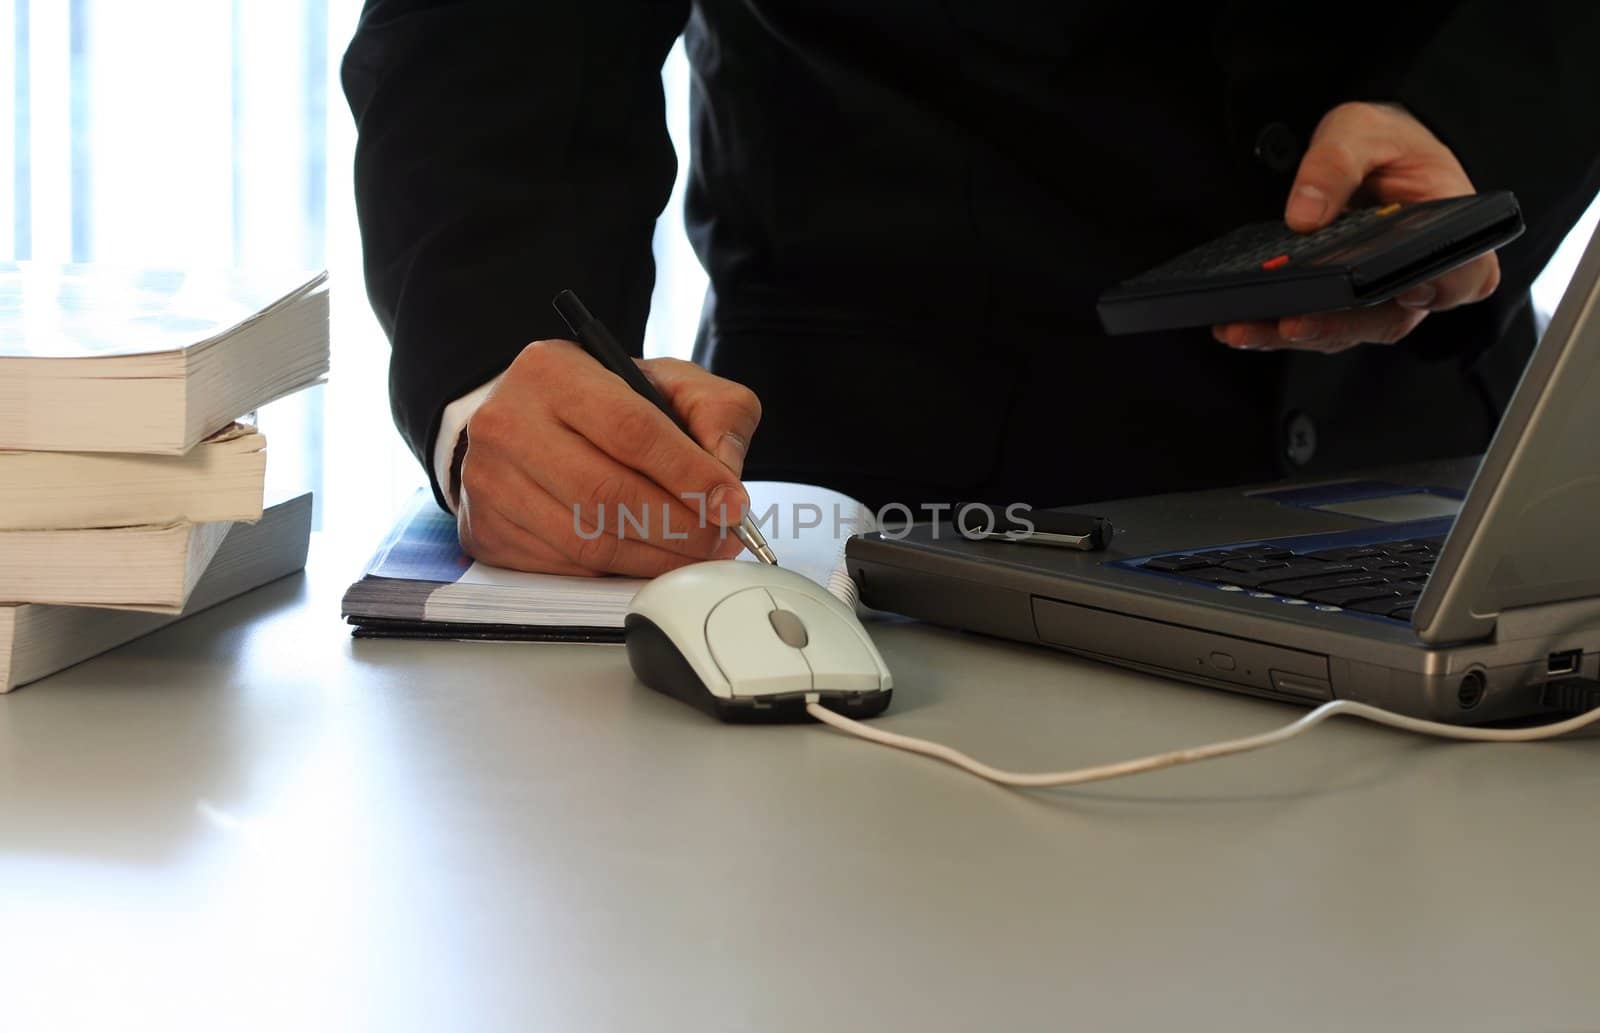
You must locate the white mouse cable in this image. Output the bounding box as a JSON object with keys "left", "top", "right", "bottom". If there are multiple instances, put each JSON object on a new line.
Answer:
{"left": 802, "top": 688, "right": 1600, "bottom": 789}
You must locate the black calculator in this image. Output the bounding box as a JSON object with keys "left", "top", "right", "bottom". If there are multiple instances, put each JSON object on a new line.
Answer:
{"left": 1097, "top": 191, "right": 1524, "bottom": 335}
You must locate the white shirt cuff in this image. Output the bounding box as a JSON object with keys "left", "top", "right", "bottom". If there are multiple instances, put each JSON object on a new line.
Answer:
{"left": 432, "top": 374, "right": 504, "bottom": 512}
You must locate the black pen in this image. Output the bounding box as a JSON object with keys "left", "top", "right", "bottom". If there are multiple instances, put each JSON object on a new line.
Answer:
{"left": 553, "top": 289, "right": 778, "bottom": 566}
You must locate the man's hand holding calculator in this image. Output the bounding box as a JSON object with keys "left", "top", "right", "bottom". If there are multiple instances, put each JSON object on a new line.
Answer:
{"left": 1214, "top": 101, "right": 1503, "bottom": 354}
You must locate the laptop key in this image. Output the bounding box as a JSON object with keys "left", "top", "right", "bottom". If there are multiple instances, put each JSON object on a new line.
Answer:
{"left": 1264, "top": 572, "right": 1385, "bottom": 596}
{"left": 1141, "top": 555, "right": 1221, "bottom": 573}
{"left": 1302, "top": 584, "right": 1406, "bottom": 607}
{"left": 1188, "top": 568, "right": 1279, "bottom": 589}
{"left": 1235, "top": 545, "right": 1295, "bottom": 560}
{"left": 1220, "top": 559, "right": 1292, "bottom": 573}
{"left": 1349, "top": 591, "right": 1422, "bottom": 615}
{"left": 1254, "top": 563, "right": 1361, "bottom": 587}
{"left": 1303, "top": 546, "right": 1389, "bottom": 563}
{"left": 1192, "top": 549, "right": 1256, "bottom": 562}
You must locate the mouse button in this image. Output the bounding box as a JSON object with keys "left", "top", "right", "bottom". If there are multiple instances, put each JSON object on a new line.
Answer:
{"left": 767, "top": 608, "right": 809, "bottom": 648}
{"left": 705, "top": 588, "right": 813, "bottom": 696}
{"left": 765, "top": 588, "right": 883, "bottom": 692}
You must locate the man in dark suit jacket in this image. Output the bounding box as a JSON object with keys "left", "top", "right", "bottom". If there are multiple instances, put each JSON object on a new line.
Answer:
{"left": 343, "top": 1, "right": 1600, "bottom": 577}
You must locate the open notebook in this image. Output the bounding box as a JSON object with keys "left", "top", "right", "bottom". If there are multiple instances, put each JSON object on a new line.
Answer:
{"left": 342, "top": 482, "right": 874, "bottom": 642}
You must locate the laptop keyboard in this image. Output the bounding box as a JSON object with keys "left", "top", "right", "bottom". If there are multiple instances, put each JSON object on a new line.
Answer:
{"left": 1136, "top": 535, "right": 1445, "bottom": 621}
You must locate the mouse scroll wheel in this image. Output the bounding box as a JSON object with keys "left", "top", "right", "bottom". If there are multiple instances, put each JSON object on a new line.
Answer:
{"left": 767, "top": 609, "right": 809, "bottom": 648}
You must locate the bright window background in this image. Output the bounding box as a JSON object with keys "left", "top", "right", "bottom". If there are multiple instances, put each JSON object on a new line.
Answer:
{"left": 0, "top": 0, "right": 705, "bottom": 543}
{"left": 0, "top": 2, "right": 1592, "bottom": 541}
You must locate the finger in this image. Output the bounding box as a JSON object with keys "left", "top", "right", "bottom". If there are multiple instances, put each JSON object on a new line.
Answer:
{"left": 1286, "top": 135, "right": 1386, "bottom": 232}
{"left": 1263, "top": 306, "right": 1427, "bottom": 351}
{"left": 458, "top": 495, "right": 594, "bottom": 576}
{"left": 485, "top": 479, "right": 734, "bottom": 578}
{"left": 1216, "top": 320, "right": 1360, "bottom": 352}
{"left": 1214, "top": 302, "right": 1428, "bottom": 352}
{"left": 510, "top": 339, "right": 751, "bottom": 522}
{"left": 501, "top": 424, "right": 743, "bottom": 559}
{"left": 1213, "top": 321, "right": 1272, "bottom": 349}
{"left": 550, "top": 377, "right": 750, "bottom": 527}
{"left": 1287, "top": 103, "right": 1475, "bottom": 232}
{"left": 1279, "top": 303, "right": 1428, "bottom": 348}
{"left": 1394, "top": 254, "right": 1501, "bottom": 312}
{"left": 1286, "top": 103, "right": 1413, "bottom": 231}
{"left": 637, "top": 358, "right": 763, "bottom": 476}
{"left": 1215, "top": 319, "right": 1360, "bottom": 353}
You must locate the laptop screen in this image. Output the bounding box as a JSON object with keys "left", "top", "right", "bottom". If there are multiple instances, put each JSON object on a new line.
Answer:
{"left": 1417, "top": 217, "right": 1600, "bottom": 643}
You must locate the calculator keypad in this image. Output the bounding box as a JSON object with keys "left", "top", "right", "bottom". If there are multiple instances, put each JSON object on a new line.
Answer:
{"left": 1127, "top": 204, "right": 1396, "bottom": 286}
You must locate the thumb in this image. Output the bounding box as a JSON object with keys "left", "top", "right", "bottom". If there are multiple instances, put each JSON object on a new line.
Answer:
{"left": 637, "top": 358, "right": 762, "bottom": 477}
{"left": 1286, "top": 140, "right": 1377, "bottom": 232}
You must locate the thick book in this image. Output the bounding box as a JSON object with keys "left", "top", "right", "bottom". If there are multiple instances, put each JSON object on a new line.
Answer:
{"left": 0, "top": 264, "right": 329, "bottom": 453}
{"left": 0, "top": 493, "right": 312, "bottom": 692}
{"left": 342, "top": 482, "right": 875, "bottom": 641}
{"left": 0, "top": 517, "right": 233, "bottom": 613}
{"left": 0, "top": 422, "right": 266, "bottom": 530}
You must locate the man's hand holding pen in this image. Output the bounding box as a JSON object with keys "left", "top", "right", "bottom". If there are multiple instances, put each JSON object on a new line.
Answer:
{"left": 454, "top": 338, "right": 764, "bottom": 577}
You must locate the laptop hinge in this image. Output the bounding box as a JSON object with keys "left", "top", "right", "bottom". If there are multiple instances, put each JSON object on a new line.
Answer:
{"left": 1484, "top": 596, "right": 1600, "bottom": 647}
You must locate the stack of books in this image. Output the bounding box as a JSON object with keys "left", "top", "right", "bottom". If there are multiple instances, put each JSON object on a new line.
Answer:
{"left": 0, "top": 264, "right": 328, "bottom": 692}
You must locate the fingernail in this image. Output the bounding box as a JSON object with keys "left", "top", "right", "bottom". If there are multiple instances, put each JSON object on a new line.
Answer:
{"left": 1397, "top": 284, "right": 1437, "bottom": 309}
{"left": 714, "top": 431, "right": 748, "bottom": 476}
{"left": 1286, "top": 185, "right": 1328, "bottom": 228}
{"left": 1285, "top": 318, "right": 1321, "bottom": 342}
{"left": 708, "top": 483, "right": 748, "bottom": 526}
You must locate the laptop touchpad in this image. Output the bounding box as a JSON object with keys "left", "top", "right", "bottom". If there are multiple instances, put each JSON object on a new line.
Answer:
{"left": 1310, "top": 493, "right": 1464, "bottom": 523}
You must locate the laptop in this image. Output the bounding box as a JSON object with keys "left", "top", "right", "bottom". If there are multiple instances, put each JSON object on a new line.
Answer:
{"left": 846, "top": 217, "right": 1600, "bottom": 724}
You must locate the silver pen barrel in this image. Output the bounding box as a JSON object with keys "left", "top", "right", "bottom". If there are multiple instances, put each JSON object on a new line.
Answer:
{"left": 734, "top": 516, "right": 779, "bottom": 565}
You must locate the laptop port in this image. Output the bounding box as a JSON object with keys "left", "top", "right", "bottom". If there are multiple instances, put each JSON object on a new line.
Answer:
{"left": 1547, "top": 649, "right": 1583, "bottom": 677}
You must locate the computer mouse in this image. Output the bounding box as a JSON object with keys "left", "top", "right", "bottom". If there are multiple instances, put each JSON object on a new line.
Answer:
{"left": 624, "top": 561, "right": 893, "bottom": 723}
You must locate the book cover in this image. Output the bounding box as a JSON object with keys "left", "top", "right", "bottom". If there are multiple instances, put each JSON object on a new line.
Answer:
{"left": 0, "top": 494, "right": 312, "bottom": 692}
{"left": 0, "top": 263, "right": 325, "bottom": 360}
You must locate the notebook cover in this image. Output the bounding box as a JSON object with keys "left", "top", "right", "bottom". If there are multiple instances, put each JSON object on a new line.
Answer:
{"left": 348, "top": 617, "right": 623, "bottom": 644}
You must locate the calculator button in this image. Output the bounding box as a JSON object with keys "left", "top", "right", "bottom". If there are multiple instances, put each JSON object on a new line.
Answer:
{"left": 1375, "top": 203, "right": 1401, "bottom": 216}
{"left": 1261, "top": 254, "right": 1290, "bottom": 270}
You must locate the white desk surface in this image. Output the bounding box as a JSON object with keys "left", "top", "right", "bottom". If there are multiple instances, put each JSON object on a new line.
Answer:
{"left": 4, "top": 538, "right": 1599, "bottom": 1033}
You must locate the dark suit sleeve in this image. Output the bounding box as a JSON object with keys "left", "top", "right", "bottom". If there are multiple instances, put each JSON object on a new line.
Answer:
{"left": 342, "top": 0, "right": 689, "bottom": 503}
{"left": 1392, "top": 2, "right": 1600, "bottom": 302}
